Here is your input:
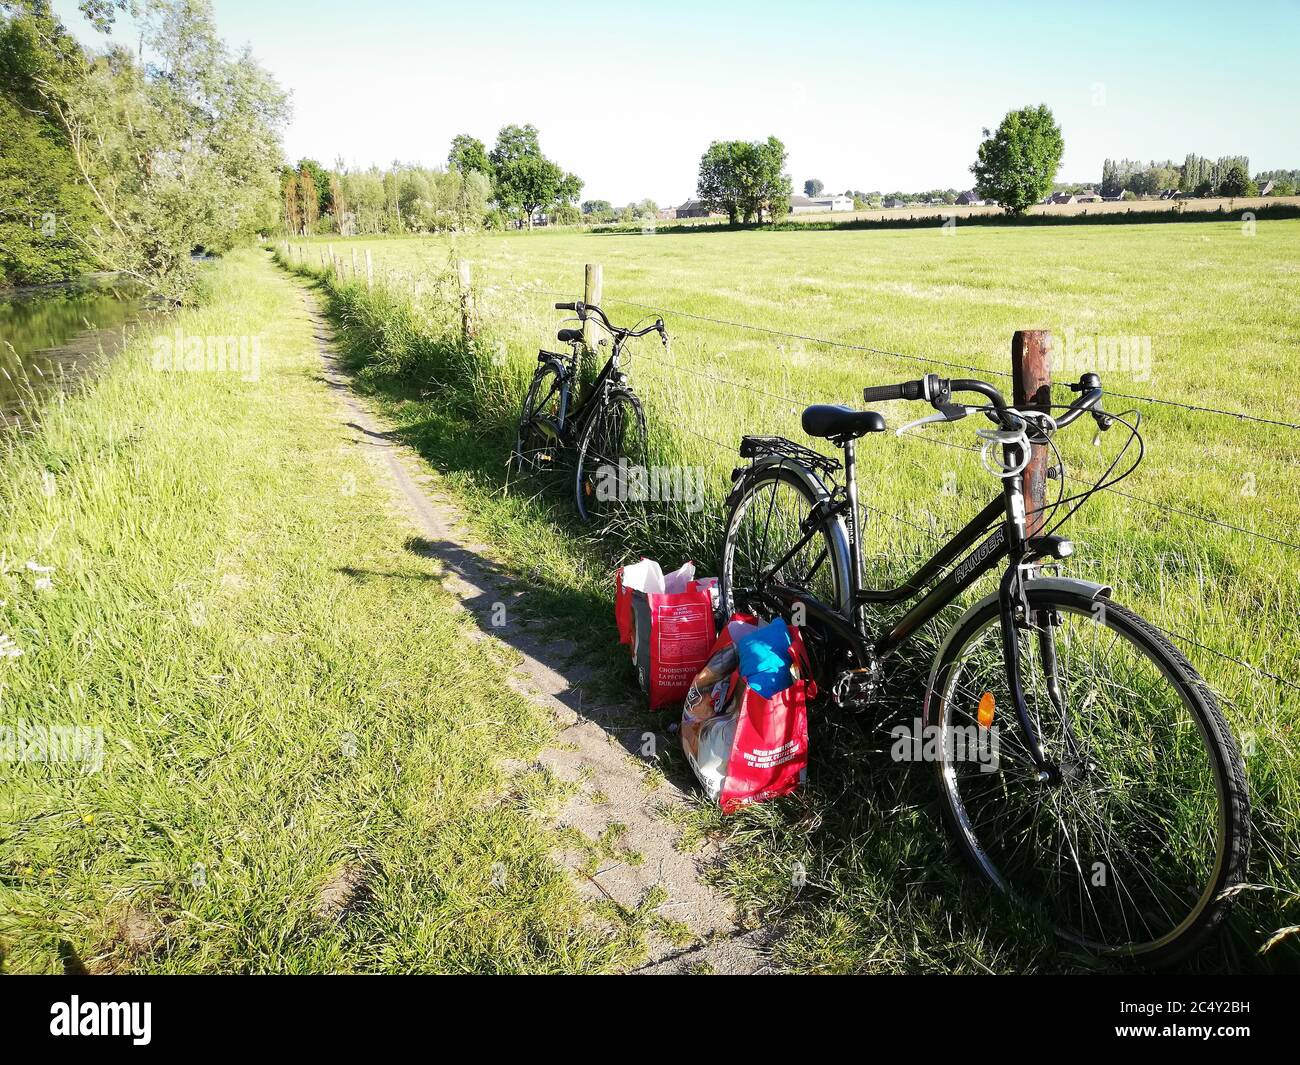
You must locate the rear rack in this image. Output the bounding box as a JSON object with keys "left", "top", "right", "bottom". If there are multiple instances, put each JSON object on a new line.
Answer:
{"left": 738, "top": 435, "right": 841, "bottom": 475}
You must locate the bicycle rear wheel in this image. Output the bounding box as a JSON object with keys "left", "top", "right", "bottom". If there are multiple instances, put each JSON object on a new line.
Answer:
{"left": 926, "top": 588, "right": 1250, "bottom": 967}
{"left": 511, "top": 362, "right": 565, "bottom": 476}
{"left": 720, "top": 463, "right": 851, "bottom": 620}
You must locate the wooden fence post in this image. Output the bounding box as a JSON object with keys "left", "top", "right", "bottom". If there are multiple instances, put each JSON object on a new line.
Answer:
{"left": 582, "top": 262, "right": 603, "bottom": 380}
{"left": 457, "top": 260, "right": 475, "bottom": 342}
{"left": 365, "top": 249, "right": 373, "bottom": 291}
{"left": 1011, "top": 329, "right": 1053, "bottom": 538}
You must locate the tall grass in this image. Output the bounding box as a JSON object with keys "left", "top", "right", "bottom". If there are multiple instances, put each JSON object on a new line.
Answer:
{"left": 0, "top": 248, "right": 650, "bottom": 973}
{"left": 273, "top": 227, "right": 1300, "bottom": 973}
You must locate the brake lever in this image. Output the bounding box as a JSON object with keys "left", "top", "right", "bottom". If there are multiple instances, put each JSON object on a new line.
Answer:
{"left": 895, "top": 405, "right": 968, "bottom": 436}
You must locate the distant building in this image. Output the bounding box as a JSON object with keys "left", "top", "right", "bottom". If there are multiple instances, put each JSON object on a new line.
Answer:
{"left": 1047, "top": 190, "right": 1101, "bottom": 205}
{"left": 656, "top": 207, "right": 679, "bottom": 220}
{"left": 1259, "top": 180, "right": 1276, "bottom": 196}
{"left": 955, "top": 190, "right": 984, "bottom": 206}
{"left": 788, "top": 194, "right": 854, "bottom": 214}
{"left": 882, "top": 197, "right": 907, "bottom": 208}
{"left": 675, "top": 199, "right": 720, "bottom": 218}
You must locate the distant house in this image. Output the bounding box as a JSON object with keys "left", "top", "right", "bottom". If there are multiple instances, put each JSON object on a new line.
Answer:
{"left": 882, "top": 197, "right": 907, "bottom": 208}
{"left": 788, "top": 193, "right": 854, "bottom": 214}
{"left": 1259, "top": 180, "right": 1276, "bottom": 196}
{"left": 675, "top": 199, "right": 719, "bottom": 218}
{"left": 955, "top": 190, "right": 984, "bottom": 206}
{"left": 1047, "top": 190, "right": 1099, "bottom": 205}
{"left": 656, "top": 207, "right": 679, "bottom": 220}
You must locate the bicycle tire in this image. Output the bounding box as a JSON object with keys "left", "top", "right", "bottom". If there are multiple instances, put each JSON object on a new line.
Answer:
{"left": 511, "top": 362, "right": 566, "bottom": 476}
{"left": 925, "top": 587, "right": 1250, "bottom": 967}
{"left": 719, "top": 461, "right": 852, "bottom": 621}
{"left": 573, "top": 387, "right": 648, "bottom": 524}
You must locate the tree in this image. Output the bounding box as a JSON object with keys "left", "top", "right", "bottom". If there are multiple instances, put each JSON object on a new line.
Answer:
{"left": 697, "top": 141, "right": 747, "bottom": 223}
{"left": 697, "top": 136, "right": 791, "bottom": 224}
{"left": 1218, "top": 160, "right": 1251, "bottom": 197}
{"left": 803, "top": 178, "right": 824, "bottom": 197}
{"left": 0, "top": 12, "right": 101, "bottom": 285}
{"left": 488, "top": 123, "right": 579, "bottom": 228}
{"left": 295, "top": 158, "right": 331, "bottom": 217}
{"left": 5, "top": 0, "right": 288, "bottom": 299}
{"left": 298, "top": 164, "right": 320, "bottom": 233}
{"left": 1100, "top": 158, "right": 1121, "bottom": 198}
{"left": 448, "top": 133, "right": 491, "bottom": 176}
{"left": 971, "top": 104, "right": 1064, "bottom": 216}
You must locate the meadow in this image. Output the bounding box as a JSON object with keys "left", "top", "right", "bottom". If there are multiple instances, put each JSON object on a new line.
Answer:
{"left": 282, "top": 218, "right": 1300, "bottom": 971}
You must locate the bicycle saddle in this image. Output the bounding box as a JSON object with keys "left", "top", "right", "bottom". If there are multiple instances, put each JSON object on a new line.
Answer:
{"left": 801, "top": 404, "right": 886, "bottom": 442}
{"left": 557, "top": 328, "right": 583, "bottom": 343}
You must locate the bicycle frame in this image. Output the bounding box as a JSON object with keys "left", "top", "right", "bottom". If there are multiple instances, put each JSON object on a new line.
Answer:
{"left": 548, "top": 341, "right": 628, "bottom": 441}
{"left": 754, "top": 434, "right": 1060, "bottom": 772}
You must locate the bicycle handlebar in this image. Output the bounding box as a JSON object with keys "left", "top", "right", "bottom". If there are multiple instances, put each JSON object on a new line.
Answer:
{"left": 555, "top": 301, "right": 666, "bottom": 341}
{"left": 863, "top": 371, "right": 1106, "bottom": 431}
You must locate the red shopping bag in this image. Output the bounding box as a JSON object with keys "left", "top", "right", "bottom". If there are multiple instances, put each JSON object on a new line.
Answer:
{"left": 615, "top": 560, "right": 717, "bottom": 710}
{"left": 682, "top": 617, "right": 814, "bottom": 811}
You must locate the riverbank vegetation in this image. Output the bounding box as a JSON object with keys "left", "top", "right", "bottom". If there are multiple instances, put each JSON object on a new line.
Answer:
{"left": 0, "top": 0, "right": 287, "bottom": 299}
{"left": 281, "top": 123, "right": 584, "bottom": 237}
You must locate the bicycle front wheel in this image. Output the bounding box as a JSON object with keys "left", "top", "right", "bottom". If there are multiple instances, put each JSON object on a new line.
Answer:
{"left": 574, "top": 387, "right": 648, "bottom": 525}
{"left": 926, "top": 587, "right": 1250, "bottom": 967}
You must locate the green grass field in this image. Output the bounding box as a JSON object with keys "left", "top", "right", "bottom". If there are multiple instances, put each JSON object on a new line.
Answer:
{"left": 282, "top": 219, "right": 1300, "bottom": 971}
{"left": 0, "top": 249, "right": 651, "bottom": 973}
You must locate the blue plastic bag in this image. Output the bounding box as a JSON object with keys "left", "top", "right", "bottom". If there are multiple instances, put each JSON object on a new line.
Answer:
{"left": 735, "top": 617, "right": 794, "bottom": 698}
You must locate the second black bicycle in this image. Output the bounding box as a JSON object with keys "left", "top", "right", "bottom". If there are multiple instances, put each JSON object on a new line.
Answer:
{"left": 510, "top": 301, "right": 666, "bottom": 523}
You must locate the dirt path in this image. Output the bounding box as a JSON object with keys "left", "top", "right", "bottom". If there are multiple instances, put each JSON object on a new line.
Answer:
{"left": 301, "top": 288, "right": 773, "bottom": 974}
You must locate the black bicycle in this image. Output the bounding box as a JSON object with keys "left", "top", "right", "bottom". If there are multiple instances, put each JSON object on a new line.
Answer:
{"left": 510, "top": 301, "right": 666, "bottom": 523}
{"left": 719, "top": 371, "right": 1250, "bottom": 967}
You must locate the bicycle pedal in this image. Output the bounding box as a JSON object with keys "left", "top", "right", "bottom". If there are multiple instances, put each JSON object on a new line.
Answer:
{"left": 831, "top": 662, "right": 883, "bottom": 710}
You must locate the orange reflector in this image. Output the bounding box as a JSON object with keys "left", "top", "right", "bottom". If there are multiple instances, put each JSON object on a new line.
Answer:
{"left": 977, "top": 691, "right": 996, "bottom": 729}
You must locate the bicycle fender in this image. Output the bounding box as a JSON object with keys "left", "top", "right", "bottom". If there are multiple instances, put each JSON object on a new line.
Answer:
{"left": 726, "top": 454, "right": 838, "bottom": 509}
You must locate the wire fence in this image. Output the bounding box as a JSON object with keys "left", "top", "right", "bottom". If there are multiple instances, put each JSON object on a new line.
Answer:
{"left": 543, "top": 285, "right": 1300, "bottom": 696}
{"left": 288, "top": 246, "right": 1299, "bottom": 697}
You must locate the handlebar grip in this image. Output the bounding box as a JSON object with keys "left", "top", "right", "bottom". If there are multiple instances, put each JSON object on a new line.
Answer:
{"left": 863, "top": 380, "right": 925, "bottom": 403}
{"left": 555, "top": 302, "right": 578, "bottom": 311}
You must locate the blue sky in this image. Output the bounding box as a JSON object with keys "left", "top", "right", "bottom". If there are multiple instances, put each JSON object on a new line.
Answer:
{"left": 53, "top": 0, "right": 1300, "bottom": 204}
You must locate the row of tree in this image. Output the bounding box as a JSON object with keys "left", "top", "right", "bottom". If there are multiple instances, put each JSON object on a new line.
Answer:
{"left": 282, "top": 124, "right": 583, "bottom": 236}
{"left": 1, "top": 0, "right": 288, "bottom": 297}
{"left": 581, "top": 199, "right": 659, "bottom": 224}
{"left": 1099, "top": 155, "right": 1292, "bottom": 198}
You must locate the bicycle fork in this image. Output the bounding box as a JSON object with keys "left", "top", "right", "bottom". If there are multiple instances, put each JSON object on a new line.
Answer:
{"left": 994, "top": 465, "right": 1068, "bottom": 783}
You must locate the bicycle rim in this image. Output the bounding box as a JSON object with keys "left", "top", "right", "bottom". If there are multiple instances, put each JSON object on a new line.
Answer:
{"left": 575, "top": 390, "right": 647, "bottom": 524}
{"left": 932, "top": 595, "right": 1240, "bottom": 960}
